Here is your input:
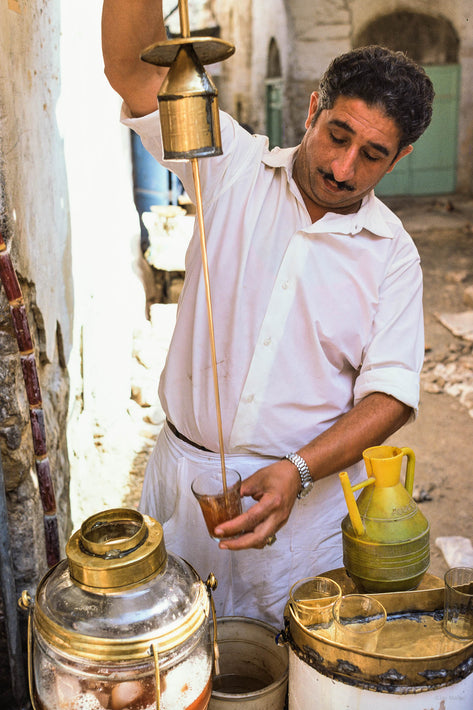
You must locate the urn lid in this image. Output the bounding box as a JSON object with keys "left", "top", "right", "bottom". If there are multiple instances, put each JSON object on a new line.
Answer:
{"left": 33, "top": 509, "right": 209, "bottom": 660}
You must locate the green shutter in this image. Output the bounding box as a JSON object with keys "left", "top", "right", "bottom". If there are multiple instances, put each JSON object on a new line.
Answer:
{"left": 376, "top": 64, "right": 460, "bottom": 196}
{"left": 266, "top": 79, "right": 283, "bottom": 149}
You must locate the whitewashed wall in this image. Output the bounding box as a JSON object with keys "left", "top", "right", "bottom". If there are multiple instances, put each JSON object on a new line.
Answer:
{"left": 0, "top": 0, "right": 71, "bottom": 579}
{"left": 0, "top": 2, "right": 72, "bottom": 700}
{"left": 0, "top": 0, "right": 71, "bottom": 358}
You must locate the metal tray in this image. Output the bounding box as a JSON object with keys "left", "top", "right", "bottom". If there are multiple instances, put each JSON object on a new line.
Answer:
{"left": 285, "top": 568, "right": 473, "bottom": 692}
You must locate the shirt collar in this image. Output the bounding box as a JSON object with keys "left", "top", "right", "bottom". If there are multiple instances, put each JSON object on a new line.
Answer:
{"left": 262, "top": 144, "right": 400, "bottom": 239}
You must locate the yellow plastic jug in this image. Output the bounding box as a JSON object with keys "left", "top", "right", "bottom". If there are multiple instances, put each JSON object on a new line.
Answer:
{"left": 339, "top": 445, "right": 430, "bottom": 593}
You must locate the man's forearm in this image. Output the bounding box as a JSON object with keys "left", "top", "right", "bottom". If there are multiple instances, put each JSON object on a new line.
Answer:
{"left": 220, "top": 392, "right": 412, "bottom": 549}
{"left": 297, "top": 392, "right": 412, "bottom": 483}
{"left": 101, "top": 0, "right": 168, "bottom": 116}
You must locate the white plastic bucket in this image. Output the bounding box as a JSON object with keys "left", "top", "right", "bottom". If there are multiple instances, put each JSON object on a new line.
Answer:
{"left": 209, "top": 616, "right": 288, "bottom": 709}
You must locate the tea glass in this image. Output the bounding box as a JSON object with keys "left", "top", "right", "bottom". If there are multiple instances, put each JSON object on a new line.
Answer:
{"left": 443, "top": 567, "right": 473, "bottom": 640}
{"left": 289, "top": 576, "right": 342, "bottom": 630}
{"left": 333, "top": 594, "right": 387, "bottom": 653}
{"left": 191, "top": 468, "right": 242, "bottom": 542}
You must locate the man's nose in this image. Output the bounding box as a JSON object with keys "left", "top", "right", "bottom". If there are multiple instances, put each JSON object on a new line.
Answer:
{"left": 331, "top": 148, "right": 357, "bottom": 182}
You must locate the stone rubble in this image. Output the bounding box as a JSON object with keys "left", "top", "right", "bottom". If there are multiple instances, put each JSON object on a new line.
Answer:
{"left": 422, "top": 304, "right": 473, "bottom": 419}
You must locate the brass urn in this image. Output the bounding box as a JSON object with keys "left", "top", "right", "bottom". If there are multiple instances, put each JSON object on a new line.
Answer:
{"left": 22, "top": 508, "right": 216, "bottom": 710}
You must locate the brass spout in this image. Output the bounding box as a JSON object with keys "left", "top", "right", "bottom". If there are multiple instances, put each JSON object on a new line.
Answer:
{"left": 139, "top": 0, "right": 236, "bottom": 498}
{"left": 339, "top": 471, "right": 376, "bottom": 537}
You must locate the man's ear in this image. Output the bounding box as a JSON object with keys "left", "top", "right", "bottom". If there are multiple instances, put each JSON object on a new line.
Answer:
{"left": 386, "top": 144, "right": 413, "bottom": 173}
{"left": 305, "top": 92, "right": 320, "bottom": 129}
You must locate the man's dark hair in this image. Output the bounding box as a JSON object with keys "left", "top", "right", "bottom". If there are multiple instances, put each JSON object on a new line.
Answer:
{"left": 316, "top": 45, "right": 435, "bottom": 150}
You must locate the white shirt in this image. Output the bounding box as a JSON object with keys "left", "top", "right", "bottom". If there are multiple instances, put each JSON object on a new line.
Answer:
{"left": 122, "top": 108, "right": 424, "bottom": 456}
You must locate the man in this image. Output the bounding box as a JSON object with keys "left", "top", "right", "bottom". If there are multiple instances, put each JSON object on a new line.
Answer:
{"left": 102, "top": 2, "right": 434, "bottom": 625}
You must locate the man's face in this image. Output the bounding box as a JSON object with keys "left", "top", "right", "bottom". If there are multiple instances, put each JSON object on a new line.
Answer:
{"left": 293, "top": 93, "right": 413, "bottom": 217}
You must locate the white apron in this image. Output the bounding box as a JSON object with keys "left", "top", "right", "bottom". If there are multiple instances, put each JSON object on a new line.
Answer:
{"left": 139, "top": 423, "right": 364, "bottom": 627}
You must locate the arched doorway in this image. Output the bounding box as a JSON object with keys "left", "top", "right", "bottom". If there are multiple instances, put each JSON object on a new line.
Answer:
{"left": 356, "top": 11, "right": 460, "bottom": 196}
{"left": 265, "top": 38, "right": 283, "bottom": 149}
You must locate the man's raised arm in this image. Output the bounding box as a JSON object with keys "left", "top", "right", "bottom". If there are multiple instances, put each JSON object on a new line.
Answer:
{"left": 101, "top": 0, "right": 168, "bottom": 117}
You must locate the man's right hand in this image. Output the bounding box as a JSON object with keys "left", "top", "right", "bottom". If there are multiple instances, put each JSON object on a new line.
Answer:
{"left": 101, "top": 0, "right": 168, "bottom": 117}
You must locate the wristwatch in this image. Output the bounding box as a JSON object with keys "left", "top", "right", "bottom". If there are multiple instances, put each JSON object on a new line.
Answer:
{"left": 284, "top": 453, "right": 314, "bottom": 498}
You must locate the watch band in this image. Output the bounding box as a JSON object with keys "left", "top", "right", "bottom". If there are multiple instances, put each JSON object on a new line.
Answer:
{"left": 284, "top": 452, "right": 314, "bottom": 498}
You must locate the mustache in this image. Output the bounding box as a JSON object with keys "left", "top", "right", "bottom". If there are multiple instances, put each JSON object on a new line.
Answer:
{"left": 318, "top": 168, "right": 355, "bottom": 192}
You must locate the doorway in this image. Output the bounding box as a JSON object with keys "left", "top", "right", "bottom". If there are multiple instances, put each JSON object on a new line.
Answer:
{"left": 356, "top": 11, "right": 460, "bottom": 196}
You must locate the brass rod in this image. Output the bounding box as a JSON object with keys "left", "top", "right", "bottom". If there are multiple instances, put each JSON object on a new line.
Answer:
{"left": 151, "top": 642, "right": 161, "bottom": 710}
{"left": 191, "top": 158, "right": 228, "bottom": 499}
{"left": 178, "top": 0, "right": 190, "bottom": 39}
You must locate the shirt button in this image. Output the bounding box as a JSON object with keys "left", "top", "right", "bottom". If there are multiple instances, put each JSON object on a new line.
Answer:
{"left": 245, "top": 394, "right": 255, "bottom": 403}
{"left": 263, "top": 337, "right": 272, "bottom": 347}
{"left": 282, "top": 280, "right": 290, "bottom": 290}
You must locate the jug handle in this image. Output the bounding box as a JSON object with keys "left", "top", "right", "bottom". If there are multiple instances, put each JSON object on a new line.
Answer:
{"left": 206, "top": 573, "right": 221, "bottom": 677}
{"left": 339, "top": 472, "right": 375, "bottom": 537}
{"left": 401, "top": 447, "right": 416, "bottom": 496}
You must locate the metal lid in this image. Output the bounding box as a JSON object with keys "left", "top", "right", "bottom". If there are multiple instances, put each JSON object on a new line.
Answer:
{"left": 66, "top": 508, "right": 166, "bottom": 591}
{"left": 141, "top": 36, "right": 235, "bottom": 67}
{"left": 33, "top": 509, "right": 209, "bottom": 660}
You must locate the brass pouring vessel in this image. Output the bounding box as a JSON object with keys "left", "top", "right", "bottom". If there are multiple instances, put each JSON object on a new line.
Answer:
{"left": 141, "top": 0, "right": 235, "bottom": 499}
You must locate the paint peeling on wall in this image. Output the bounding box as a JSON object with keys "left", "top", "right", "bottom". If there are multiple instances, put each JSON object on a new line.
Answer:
{"left": 8, "top": 0, "right": 22, "bottom": 15}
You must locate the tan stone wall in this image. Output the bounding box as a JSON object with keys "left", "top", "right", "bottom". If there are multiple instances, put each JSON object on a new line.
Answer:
{"left": 212, "top": 0, "right": 473, "bottom": 193}
{"left": 0, "top": 1, "right": 72, "bottom": 703}
{"left": 351, "top": 0, "right": 473, "bottom": 193}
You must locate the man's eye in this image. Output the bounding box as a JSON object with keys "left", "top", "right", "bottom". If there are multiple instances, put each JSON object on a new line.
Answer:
{"left": 364, "top": 151, "right": 380, "bottom": 162}
{"left": 330, "top": 133, "right": 345, "bottom": 145}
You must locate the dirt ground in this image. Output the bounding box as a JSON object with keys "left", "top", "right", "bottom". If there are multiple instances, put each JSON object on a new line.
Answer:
{"left": 115, "top": 194, "right": 473, "bottom": 583}
{"left": 385, "top": 195, "right": 473, "bottom": 579}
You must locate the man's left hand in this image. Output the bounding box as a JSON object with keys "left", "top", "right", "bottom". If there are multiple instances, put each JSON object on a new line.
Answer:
{"left": 214, "top": 458, "right": 301, "bottom": 549}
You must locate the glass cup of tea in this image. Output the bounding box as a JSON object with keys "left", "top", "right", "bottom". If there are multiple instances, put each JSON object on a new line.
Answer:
{"left": 191, "top": 469, "right": 243, "bottom": 542}
{"left": 333, "top": 594, "right": 387, "bottom": 653}
{"left": 443, "top": 567, "right": 473, "bottom": 640}
{"left": 289, "top": 576, "right": 342, "bottom": 631}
